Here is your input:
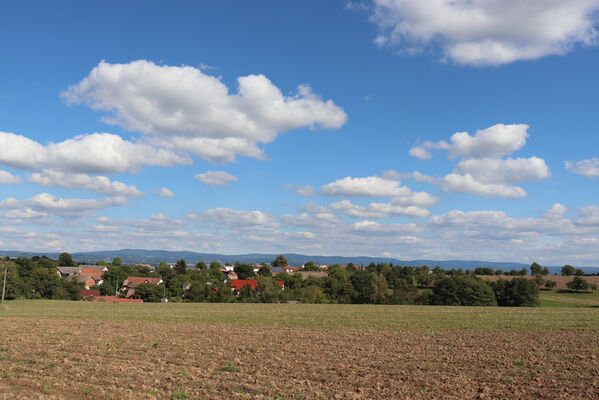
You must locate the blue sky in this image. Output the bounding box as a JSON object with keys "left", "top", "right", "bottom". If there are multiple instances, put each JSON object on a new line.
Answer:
{"left": 1, "top": 0, "right": 599, "bottom": 264}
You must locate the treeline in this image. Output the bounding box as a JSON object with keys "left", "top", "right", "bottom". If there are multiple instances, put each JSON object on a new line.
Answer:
{"left": 2, "top": 255, "right": 594, "bottom": 306}
{"left": 1, "top": 255, "right": 83, "bottom": 300}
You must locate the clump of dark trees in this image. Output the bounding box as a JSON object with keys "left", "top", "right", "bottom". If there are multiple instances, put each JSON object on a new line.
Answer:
{"left": 2, "top": 255, "right": 595, "bottom": 307}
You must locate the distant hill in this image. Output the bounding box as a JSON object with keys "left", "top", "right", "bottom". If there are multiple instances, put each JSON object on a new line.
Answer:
{"left": 1, "top": 248, "right": 598, "bottom": 274}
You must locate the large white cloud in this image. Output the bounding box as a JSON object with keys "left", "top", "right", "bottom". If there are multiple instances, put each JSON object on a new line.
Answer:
{"left": 195, "top": 171, "right": 238, "bottom": 186}
{"left": 454, "top": 157, "right": 550, "bottom": 184}
{"left": 28, "top": 169, "right": 143, "bottom": 198}
{"left": 62, "top": 60, "right": 347, "bottom": 163}
{"left": 410, "top": 124, "right": 530, "bottom": 160}
{"left": 0, "top": 193, "right": 127, "bottom": 217}
{"left": 405, "top": 124, "right": 549, "bottom": 198}
{"left": 371, "top": 0, "right": 599, "bottom": 65}
{"left": 0, "top": 131, "right": 188, "bottom": 174}
{"left": 565, "top": 158, "right": 599, "bottom": 178}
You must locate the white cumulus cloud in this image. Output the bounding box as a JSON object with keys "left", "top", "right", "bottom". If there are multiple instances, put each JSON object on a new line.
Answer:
{"left": 28, "top": 169, "right": 144, "bottom": 198}
{"left": 62, "top": 60, "right": 347, "bottom": 163}
{"left": 0, "top": 131, "right": 188, "bottom": 174}
{"left": 371, "top": 0, "right": 599, "bottom": 65}
{"left": 0, "top": 170, "right": 22, "bottom": 184}
{"left": 195, "top": 171, "right": 238, "bottom": 186}
{"left": 321, "top": 176, "right": 410, "bottom": 197}
{"left": 0, "top": 193, "right": 127, "bottom": 217}
{"left": 186, "top": 208, "right": 277, "bottom": 228}
{"left": 565, "top": 158, "right": 599, "bottom": 178}
{"left": 152, "top": 187, "right": 176, "bottom": 198}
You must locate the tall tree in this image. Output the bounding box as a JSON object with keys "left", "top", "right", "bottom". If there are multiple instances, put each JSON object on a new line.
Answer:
{"left": 272, "top": 255, "right": 288, "bottom": 268}
{"left": 58, "top": 252, "right": 76, "bottom": 267}
{"left": 174, "top": 259, "right": 187, "bottom": 275}
{"left": 561, "top": 265, "right": 575, "bottom": 276}
{"left": 530, "top": 262, "right": 543, "bottom": 276}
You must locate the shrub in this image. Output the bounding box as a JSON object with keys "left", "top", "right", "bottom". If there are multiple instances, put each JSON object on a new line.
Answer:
{"left": 430, "top": 275, "right": 497, "bottom": 306}
{"left": 567, "top": 277, "right": 589, "bottom": 292}
{"left": 544, "top": 280, "right": 557, "bottom": 290}
{"left": 490, "top": 278, "right": 539, "bottom": 307}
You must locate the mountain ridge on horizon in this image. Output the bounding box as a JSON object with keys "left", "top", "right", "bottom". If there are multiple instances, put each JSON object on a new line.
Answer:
{"left": 1, "top": 248, "right": 597, "bottom": 272}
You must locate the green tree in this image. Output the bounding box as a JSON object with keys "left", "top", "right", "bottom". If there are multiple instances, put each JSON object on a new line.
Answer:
{"left": 234, "top": 264, "right": 255, "bottom": 280}
{"left": 298, "top": 286, "right": 327, "bottom": 303}
{"left": 272, "top": 255, "right": 288, "bottom": 268}
{"left": 30, "top": 268, "right": 60, "bottom": 299}
{"left": 561, "top": 265, "right": 575, "bottom": 276}
{"left": 210, "top": 261, "right": 221, "bottom": 269}
{"left": 530, "top": 262, "right": 543, "bottom": 276}
{"left": 59, "top": 276, "right": 83, "bottom": 300}
{"left": 15, "top": 257, "right": 35, "bottom": 279}
{"left": 256, "top": 276, "right": 282, "bottom": 303}
{"left": 195, "top": 261, "right": 207, "bottom": 270}
{"left": 431, "top": 275, "right": 497, "bottom": 306}
{"left": 367, "top": 273, "right": 388, "bottom": 304}
{"left": 257, "top": 265, "right": 272, "bottom": 276}
{"left": 58, "top": 252, "right": 76, "bottom": 267}
{"left": 303, "top": 261, "right": 320, "bottom": 271}
{"left": 567, "top": 277, "right": 589, "bottom": 292}
{"left": 112, "top": 257, "right": 122, "bottom": 266}
{"left": 174, "top": 259, "right": 187, "bottom": 275}
{"left": 541, "top": 267, "right": 550, "bottom": 276}
{"left": 574, "top": 268, "right": 584, "bottom": 276}
{"left": 2, "top": 263, "right": 24, "bottom": 300}
{"left": 533, "top": 275, "right": 545, "bottom": 288}
{"left": 133, "top": 283, "right": 163, "bottom": 302}
{"left": 544, "top": 279, "right": 557, "bottom": 290}
{"left": 490, "top": 278, "right": 539, "bottom": 307}
{"left": 186, "top": 281, "right": 207, "bottom": 302}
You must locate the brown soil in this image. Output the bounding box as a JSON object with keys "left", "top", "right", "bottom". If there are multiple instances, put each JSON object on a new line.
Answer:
{"left": 0, "top": 318, "right": 598, "bottom": 399}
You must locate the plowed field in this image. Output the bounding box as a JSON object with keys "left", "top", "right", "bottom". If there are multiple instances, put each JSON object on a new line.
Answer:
{"left": 1, "top": 301, "right": 598, "bottom": 399}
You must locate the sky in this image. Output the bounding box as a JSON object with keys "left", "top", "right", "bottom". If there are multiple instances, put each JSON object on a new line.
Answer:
{"left": 1, "top": 0, "right": 599, "bottom": 265}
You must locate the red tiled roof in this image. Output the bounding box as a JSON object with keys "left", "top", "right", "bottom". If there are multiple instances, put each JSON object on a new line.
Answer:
{"left": 80, "top": 289, "right": 100, "bottom": 298}
{"left": 230, "top": 279, "right": 284, "bottom": 290}
{"left": 230, "top": 279, "right": 257, "bottom": 290}
{"left": 124, "top": 276, "right": 162, "bottom": 286}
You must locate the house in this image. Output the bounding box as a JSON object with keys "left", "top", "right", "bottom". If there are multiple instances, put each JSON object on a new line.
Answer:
{"left": 77, "top": 274, "right": 101, "bottom": 290}
{"left": 226, "top": 271, "right": 238, "bottom": 281}
{"left": 56, "top": 266, "right": 81, "bottom": 278}
{"left": 77, "top": 265, "right": 108, "bottom": 272}
{"left": 122, "top": 276, "right": 163, "bottom": 288}
{"left": 229, "top": 279, "right": 284, "bottom": 295}
{"left": 282, "top": 266, "right": 300, "bottom": 273}
{"left": 219, "top": 265, "right": 235, "bottom": 273}
{"left": 80, "top": 289, "right": 100, "bottom": 299}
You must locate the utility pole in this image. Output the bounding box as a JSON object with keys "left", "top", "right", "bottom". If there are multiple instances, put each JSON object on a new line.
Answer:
{"left": 1, "top": 261, "right": 8, "bottom": 311}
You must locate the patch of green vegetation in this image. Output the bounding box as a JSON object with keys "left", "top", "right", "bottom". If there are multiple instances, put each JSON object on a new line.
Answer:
{"left": 220, "top": 361, "right": 239, "bottom": 372}
{"left": 1, "top": 300, "right": 599, "bottom": 331}
{"left": 42, "top": 385, "right": 52, "bottom": 395}
{"left": 171, "top": 391, "right": 187, "bottom": 399}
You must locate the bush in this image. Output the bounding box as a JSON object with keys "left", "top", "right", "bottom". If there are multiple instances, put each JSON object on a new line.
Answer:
{"left": 544, "top": 280, "right": 557, "bottom": 290}
{"left": 430, "top": 275, "right": 497, "bottom": 306}
{"left": 490, "top": 278, "right": 539, "bottom": 307}
{"left": 567, "top": 277, "right": 589, "bottom": 292}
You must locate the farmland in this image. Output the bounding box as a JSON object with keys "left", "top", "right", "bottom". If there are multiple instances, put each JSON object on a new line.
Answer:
{"left": 1, "top": 301, "right": 599, "bottom": 399}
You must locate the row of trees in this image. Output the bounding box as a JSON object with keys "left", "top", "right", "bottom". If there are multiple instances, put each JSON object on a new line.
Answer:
{"left": 3, "top": 254, "right": 595, "bottom": 305}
